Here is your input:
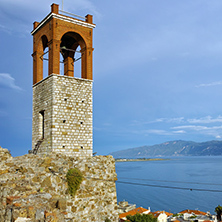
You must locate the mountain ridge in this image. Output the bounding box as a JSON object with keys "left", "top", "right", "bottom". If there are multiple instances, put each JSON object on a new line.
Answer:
{"left": 110, "top": 140, "right": 222, "bottom": 158}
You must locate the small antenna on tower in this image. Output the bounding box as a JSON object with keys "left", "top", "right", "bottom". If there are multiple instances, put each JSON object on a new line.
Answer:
{"left": 62, "top": 0, "right": 64, "bottom": 11}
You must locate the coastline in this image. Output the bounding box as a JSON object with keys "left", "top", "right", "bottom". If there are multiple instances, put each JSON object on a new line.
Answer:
{"left": 115, "top": 158, "right": 170, "bottom": 162}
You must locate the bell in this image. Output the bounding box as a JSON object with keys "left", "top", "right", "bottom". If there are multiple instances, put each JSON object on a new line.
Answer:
{"left": 60, "top": 45, "right": 67, "bottom": 50}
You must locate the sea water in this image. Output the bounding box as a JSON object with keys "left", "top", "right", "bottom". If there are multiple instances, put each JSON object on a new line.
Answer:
{"left": 115, "top": 156, "right": 222, "bottom": 214}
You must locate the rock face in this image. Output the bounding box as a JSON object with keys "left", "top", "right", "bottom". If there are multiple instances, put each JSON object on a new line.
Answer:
{"left": 0, "top": 147, "right": 118, "bottom": 222}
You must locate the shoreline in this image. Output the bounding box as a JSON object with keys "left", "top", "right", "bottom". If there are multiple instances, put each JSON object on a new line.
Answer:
{"left": 115, "top": 158, "right": 170, "bottom": 162}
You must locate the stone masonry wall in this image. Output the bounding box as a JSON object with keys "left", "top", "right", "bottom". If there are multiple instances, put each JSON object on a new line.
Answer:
{"left": 0, "top": 146, "right": 118, "bottom": 222}
{"left": 32, "top": 74, "right": 93, "bottom": 158}
{"left": 32, "top": 75, "right": 53, "bottom": 153}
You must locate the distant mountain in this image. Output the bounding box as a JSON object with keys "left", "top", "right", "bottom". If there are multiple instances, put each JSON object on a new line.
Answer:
{"left": 110, "top": 140, "right": 222, "bottom": 158}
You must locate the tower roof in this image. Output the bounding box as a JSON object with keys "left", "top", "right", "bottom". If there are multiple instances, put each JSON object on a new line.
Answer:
{"left": 31, "top": 3, "right": 96, "bottom": 35}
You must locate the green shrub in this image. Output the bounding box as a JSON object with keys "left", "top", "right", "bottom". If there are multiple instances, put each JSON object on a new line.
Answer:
{"left": 104, "top": 218, "right": 111, "bottom": 222}
{"left": 126, "top": 213, "right": 157, "bottom": 222}
{"left": 190, "top": 215, "right": 197, "bottom": 219}
{"left": 66, "top": 168, "right": 83, "bottom": 196}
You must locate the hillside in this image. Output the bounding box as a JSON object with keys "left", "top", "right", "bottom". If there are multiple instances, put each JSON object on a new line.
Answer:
{"left": 110, "top": 140, "right": 222, "bottom": 158}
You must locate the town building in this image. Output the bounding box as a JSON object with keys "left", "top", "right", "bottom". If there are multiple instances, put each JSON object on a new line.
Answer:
{"left": 118, "top": 200, "right": 136, "bottom": 213}
{"left": 118, "top": 205, "right": 217, "bottom": 222}
{"left": 119, "top": 207, "right": 151, "bottom": 221}
{"left": 149, "top": 210, "right": 173, "bottom": 222}
{"left": 170, "top": 209, "right": 216, "bottom": 222}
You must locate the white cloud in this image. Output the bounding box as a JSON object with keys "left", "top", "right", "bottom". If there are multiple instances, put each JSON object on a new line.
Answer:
{"left": 195, "top": 81, "right": 222, "bottom": 88}
{"left": 172, "top": 130, "right": 186, "bottom": 134}
{"left": 143, "top": 129, "right": 173, "bottom": 136}
{"left": 93, "top": 127, "right": 103, "bottom": 131}
{"left": 142, "top": 129, "right": 186, "bottom": 136}
{"left": 0, "top": 24, "right": 11, "bottom": 34}
{"left": 172, "top": 125, "right": 209, "bottom": 131}
{"left": 0, "top": 73, "right": 22, "bottom": 91}
{"left": 155, "top": 117, "right": 185, "bottom": 124}
{"left": 131, "top": 122, "right": 222, "bottom": 138}
{"left": 133, "top": 115, "right": 222, "bottom": 139}
{"left": 131, "top": 117, "right": 185, "bottom": 126}
{"left": 171, "top": 125, "right": 222, "bottom": 139}
{"left": 148, "top": 116, "right": 222, "bottom": 125}
{"left": 187, "top": 116, "right": 222, "bottom": 124}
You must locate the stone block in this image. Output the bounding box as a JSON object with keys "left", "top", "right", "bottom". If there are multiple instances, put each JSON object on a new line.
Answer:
{"left": 41, "top": 177, "right": 52, "bottom": 188}
{"left": 57, "top": 198, "right": 67, "bottom": 211}
{"left": 35, "top": 208, "right": 45, "bottom": 220}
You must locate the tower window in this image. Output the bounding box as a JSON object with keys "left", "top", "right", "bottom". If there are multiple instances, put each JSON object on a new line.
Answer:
{"left": 39, "top": 110, "right": 45, "bottom": 139}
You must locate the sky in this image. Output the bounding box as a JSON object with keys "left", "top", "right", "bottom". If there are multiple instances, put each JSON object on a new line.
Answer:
{"left": 1, "top": 0, "right": 222, "bottom": 156}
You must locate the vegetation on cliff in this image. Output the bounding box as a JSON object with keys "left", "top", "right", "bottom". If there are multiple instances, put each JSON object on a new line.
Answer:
{"left": 126, "top": 213, "right": 157, "bottom": 222}
{"left": 66, "top": 168, "right": 83, "bottom": 196}
{"left": 215, "top": 205, "right": 222, "bottom": 221}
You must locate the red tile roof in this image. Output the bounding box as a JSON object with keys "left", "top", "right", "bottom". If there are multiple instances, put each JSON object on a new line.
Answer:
{"left": 149, "top": 211, "right": 173, "bottom": 218}
{"left": 119, "top": 207, "right": 149, "bottom": 219}
{"left": 179, "top": 209, "right": 207, "bottom": 215}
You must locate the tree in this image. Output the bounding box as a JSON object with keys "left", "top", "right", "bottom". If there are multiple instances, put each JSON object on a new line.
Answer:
{"left": 126, "top": 213, "right": 157, "bottom": 222}
{"left": 215, "top": 205, "right": 222, "bottom": 221}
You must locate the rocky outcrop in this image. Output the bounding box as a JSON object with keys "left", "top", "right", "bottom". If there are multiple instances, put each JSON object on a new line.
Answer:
{"left": 0, "top": 147, "right": 118, "bottom": 222}
{"left": 0, "top": 146, "right": 12, "bottom": 162}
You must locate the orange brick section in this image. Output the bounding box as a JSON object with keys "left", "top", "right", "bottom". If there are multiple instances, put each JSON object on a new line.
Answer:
{"left": 64, "top": 56, "right": 74, "bottom": 76}
{"left": 32, "top": 3, "right": 95, "bottom": 85}
{"left": 51, "top": 3, "right": 59, "bottom": 14}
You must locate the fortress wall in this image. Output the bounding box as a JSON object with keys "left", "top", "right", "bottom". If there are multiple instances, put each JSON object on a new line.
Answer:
{"left": 0, "top": 147, "right": 118, "bottom": 222}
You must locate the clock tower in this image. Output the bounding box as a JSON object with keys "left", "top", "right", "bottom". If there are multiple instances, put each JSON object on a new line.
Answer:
{"left": 31, "top": 4, "right": 95, "bottom": 157}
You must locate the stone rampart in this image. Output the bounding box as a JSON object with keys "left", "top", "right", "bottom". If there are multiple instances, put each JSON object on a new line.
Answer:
{"left": 0, "top": 147, "right": 118, "bottom": 222}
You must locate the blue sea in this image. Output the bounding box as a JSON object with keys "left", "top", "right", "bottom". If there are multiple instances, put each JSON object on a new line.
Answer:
{"left": 115, "top": 156, "right": 222, "bottom": 214}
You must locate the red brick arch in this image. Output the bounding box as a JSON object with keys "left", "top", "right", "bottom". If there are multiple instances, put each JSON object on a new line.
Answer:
{"left": 60, "top": 31, "right": 87, "bottom": 77}
{"left": 32, "top": 3, "right": 94, "bottom": 84}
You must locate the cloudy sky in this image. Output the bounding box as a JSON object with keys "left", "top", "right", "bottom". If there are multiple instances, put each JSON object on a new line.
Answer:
{"left": 1, "top": 0, "right": 222, "bottom": 156}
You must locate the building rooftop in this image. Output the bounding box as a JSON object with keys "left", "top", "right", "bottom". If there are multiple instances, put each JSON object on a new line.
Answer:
{"left": 179, "top": 209, "right": 207, "bottom": 215}
{"left": 149, "top": 210, "right": 173, "bottom": 218}
{"left": 119, "top": 207, "right": 150, "bottom": 220}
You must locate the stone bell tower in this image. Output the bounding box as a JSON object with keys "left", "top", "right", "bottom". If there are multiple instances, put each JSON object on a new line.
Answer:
{"left": 31, "top": 3, "right": 95, "bottom": 157}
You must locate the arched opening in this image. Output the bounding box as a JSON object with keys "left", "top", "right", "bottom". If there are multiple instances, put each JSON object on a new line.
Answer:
{"left": 41, "top": 35, "right": 49, "bottom": 79}
{"left": 39, "top": 110, "right": 45, "bottom": 139}
{"left": 60, "top": 32, "right": 86, "bottom": 78}
{"left": 74, "top": 45, "right": 81, "bottom": 78}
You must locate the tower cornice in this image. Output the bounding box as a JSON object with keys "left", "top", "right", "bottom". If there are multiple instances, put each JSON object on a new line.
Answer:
{"left": 31, "top": 12, "right": 96, "bottom": 36}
